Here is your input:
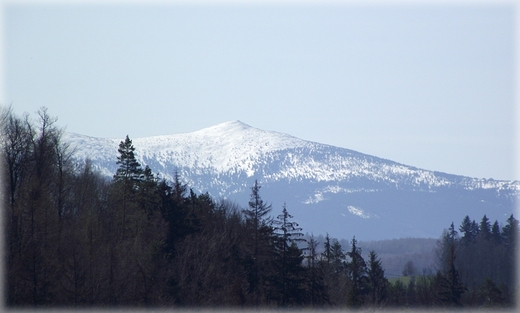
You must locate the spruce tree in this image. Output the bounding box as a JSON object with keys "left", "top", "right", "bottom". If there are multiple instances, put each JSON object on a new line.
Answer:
{"left": 501, "top": 214, "right": 518, "bottom": 290}
{"left": 319, "top": 237, "right": 347, "bottom": 306}
{"left": 114, "top": 135, "right": 143, "bottom": 185}
{"left": 273, "top": 203, "right": 305, "bottom": 306}
{"left": 437, "top": 222, "right": 459, "bottom": 274}
{"left": 330, "top": 239, "right": 346, "bottom": 274}
{"left": 366, "top": 250, "right": 388, "bottom": 306}
{"left": 478, "top": 215, "right": 491, "bottom": 241}
{"left": 305, "top": 235, "right": 328, "bottom": 307}
{"left": 280, "top": 242, "right": 306, "bottom": 306}
{"left": 501, "top": 214, "right": 518, "bottom": 249}
{"left": 491, "top": 221, "right": 502, "bottom": 244}
{"left": 113, "top": 135, "right": 143, "bottom": 240}
{"left": 437, "top": 244, "right": 465, "bottom": 307}
{"left": 346, "top": 237, "right": 368, "bottom": 307}
{"left": 459, "top": 215, "right": 478, "bottom": 246}
{"left": 321, "top": 233, "right": 332, "bottom": 265}
{"left": 242, "top": 180, "right": 273, "bottom": 305}
{"left": 138, "top": 165, "right": 159, "bottom": 218}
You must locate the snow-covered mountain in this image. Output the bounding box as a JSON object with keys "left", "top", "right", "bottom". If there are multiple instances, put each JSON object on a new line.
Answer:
{"left": 64, "top": 120, "right": 519, "bottom": 240}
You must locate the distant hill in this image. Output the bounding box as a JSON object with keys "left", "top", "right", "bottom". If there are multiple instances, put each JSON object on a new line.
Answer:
{"left": 305, "top": 235, "right": 438, "bottom": 278}
{"left": 357, "top": 238, "right": 438, "bottom": 278}
{"left": 65, "top": 120, "right": 519, "bottom": 240}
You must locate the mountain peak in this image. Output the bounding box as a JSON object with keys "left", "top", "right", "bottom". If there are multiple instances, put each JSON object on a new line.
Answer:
{"left": 64, "top": 121, "right": 519, "bottom": 240}
{"left": 224, "top": 120, "right": 251, "bottom": 127}
{"left": 201, "top": 120, "right": 253, "bottom": 134}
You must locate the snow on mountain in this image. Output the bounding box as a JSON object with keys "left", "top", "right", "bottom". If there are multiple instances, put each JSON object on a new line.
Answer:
{"left": 64, "top": 120, "right": 519, "bottom": 240}
{"left": 66, "top": 120, "right": 518, "bottom": 193}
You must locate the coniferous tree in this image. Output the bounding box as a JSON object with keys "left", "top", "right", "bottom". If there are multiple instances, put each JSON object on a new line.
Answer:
{"left": 330, "top": 239, "right": 346, "bottom": 274}
{"left": 346, "top": 237, "right": 368, "bottom": 307}
{"left": 366, "top": 250, "right": 388, "bottom": 306}
{"left": 113, "top": 135, "right": 143, "bottom": 240}
{"left": 501, "top": 214, "right": 518, "bottom": 291}
{"left": 502, "top": 214, "right": 518, "bottom": 250}
{"left": 242, "top": 180, "right": 273, "bottom": 305}
{"left": 478, "top": 215, "right": 491, "bottom": 241}
{"left": 437, "top": 244, "right": 465, "bottom": 307}
{"left": 114, "top": 135, "right": 143, "bottom": 183}
{"left": 138, "top": 165, "right": 160, "bottom": 218}
{"left": 6, "top": 107, "right": 520, "bottom": 308}
{"left": 321, "top": 233, "right": 332, "bottom": 265}
{"left": 437, "top": 222, "right": 458, "bottom": 274}
{"left": 491, "top": 220, "right": 502, "bottom": 244}
{"left": 273, "top": 203, "right": 304, "bottom": 247}
{"left": 272, "top": 203, "right": 305, "bottom": 306}
{"left": 305, "top": 235, "right": 328, "bottom": 307}
{"left": 157, "top": 180, "right": 187, "bottom": 259}
{"left": 459, "top": 215, "right": 477, "bottom": 246}
{"left": 281, "top": 242, "right": 307, "bottom": 306}
{"left": 320, "top": 237, "right": 347, "bottom": 305}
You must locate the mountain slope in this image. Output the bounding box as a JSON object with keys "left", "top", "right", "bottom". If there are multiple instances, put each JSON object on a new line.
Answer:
{"left": 65, "top": 120, "right": 519, "bottom": 240}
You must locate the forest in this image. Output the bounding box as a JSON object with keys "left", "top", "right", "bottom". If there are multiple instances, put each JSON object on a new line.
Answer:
{"left": 1, "top": 107, "right": 518, "bottom": 308}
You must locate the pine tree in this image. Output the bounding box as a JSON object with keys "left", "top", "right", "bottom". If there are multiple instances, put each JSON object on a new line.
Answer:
{"left": 501, "top": 214, "right": 518, "bottom": 249}
{"left": 478, "top": 215, "right": 491, "bottom": 241}
{"left": 437, "top": 222, "right": 459, "bottom": 274}
{"left": 317, "top": 236, "right": 346, "bottom": 306}
{"left": 274, "top": 203, "right": 305, "bottom": 248}
{"left": 491, "top": 220, "right": 502, "bottom": 244}
{"left": 321, "top": 233, "right": 332, "bottom": 265}
{"left": 501, "top": 214, "right": 518, "bottom": 290}
{"left": 138, "top": 165, "right": 159, "bottom": 218}
{"left": 330, "top": 239, "right": 346, "bottom": 274}
{"left": 157, "top": 178, "right": 191, "bottom": 259}
{"left": 437, "top": 244, "right": 465, "bottom": 307}
{"left": 305, "top": 235, "right": 328, "bottom": 307}
{"left": 243, "top": 180, "right": 272, "bottom": 234}
{"left": 459, "top": 215, "right": 478, "bottom": 246}
{"left": 346, "top": 237, "right": 368, "bottom": 307}
{"left": 273, "top": 203, "right": 305, "bottom": 306}
{"left": 366, "top": 250, "right": 388, "bottom": 306}
{"left": 114, "top": 135, "right": 143, "bottom": 185}
{"left": 113, "top": 135, "right": 143, "bottom": 240}
{"left": 242, "top": 180, "right": 273, "bottom": 305}
{"left": 280, "top": 242, "right": 306, "bottom": 306}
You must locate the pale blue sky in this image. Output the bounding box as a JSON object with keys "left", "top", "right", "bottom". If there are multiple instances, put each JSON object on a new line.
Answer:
{"left": 3, "top": 2, "right": 517, "bottom": 180}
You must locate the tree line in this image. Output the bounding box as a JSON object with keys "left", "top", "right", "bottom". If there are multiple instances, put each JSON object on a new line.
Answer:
{"left": 1, "top": 107, "right": 517, "bottom": 308}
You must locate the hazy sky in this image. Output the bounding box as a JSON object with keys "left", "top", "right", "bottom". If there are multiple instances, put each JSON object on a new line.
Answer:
{"left": 3, "top": 1, "right": 518, "bottom": 180}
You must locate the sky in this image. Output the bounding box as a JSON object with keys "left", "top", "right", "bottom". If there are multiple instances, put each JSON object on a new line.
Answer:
{"left": 2, "top": 1, "right": 518, "bottom": 180}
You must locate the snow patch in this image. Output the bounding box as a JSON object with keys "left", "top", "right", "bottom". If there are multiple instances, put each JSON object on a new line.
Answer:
{"left": 347, "top": 206, "right": 378, "bottom": 219}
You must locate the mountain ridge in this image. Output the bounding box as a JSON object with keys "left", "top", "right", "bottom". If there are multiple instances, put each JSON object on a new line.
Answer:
{"left": 64, "top": 121, "right": 519, "bottom": 240}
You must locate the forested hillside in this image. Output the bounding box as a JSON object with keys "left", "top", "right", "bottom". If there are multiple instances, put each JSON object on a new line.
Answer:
{"left": 64, "top": 120, "right": 520, "bottom": 241}
{"left": 357, "top": 238, "right": 437, "bottom": 278}
{"left": 2, "top": 107, "right": 517, "bottom": 308}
